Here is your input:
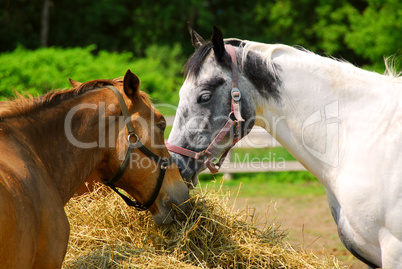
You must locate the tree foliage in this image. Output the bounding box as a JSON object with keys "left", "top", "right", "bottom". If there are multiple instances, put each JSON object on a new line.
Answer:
{"left": 345, "top": 0, "right": 402, "bottom": 69}
{"left": 0, "top": 0, "right": 400, "bottom": 101}
{"left": 1, "top": 0, "right": 401, "bottom": 66}
{"left": 0, "top": 45, "right": 184, "bottom": 103}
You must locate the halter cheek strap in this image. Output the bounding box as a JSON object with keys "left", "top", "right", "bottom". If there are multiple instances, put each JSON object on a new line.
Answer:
{"left": 166, "top": 45, "right": 244, "bottom": 174}
{"left": 226, "top": 45, "right": 244, "bottom": 123}
{"left": 101, "top": 85, "right": 173, "bottom": 211}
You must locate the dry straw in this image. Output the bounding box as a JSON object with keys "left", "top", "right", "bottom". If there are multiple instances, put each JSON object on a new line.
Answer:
{"left": 63, "top": 182, "right": 343, "bottom": 268}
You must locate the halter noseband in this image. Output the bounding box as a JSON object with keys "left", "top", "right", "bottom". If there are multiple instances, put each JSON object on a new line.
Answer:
{"left": 101, "top": 85, "right": 173, "bottom": 211}
{"left": 166, "top": 45, "right": 244, "bottom": 174}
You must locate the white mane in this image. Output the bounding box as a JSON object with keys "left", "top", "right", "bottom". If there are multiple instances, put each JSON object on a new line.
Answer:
{"left": 384, "top": 56, "right": 402, "bottom": 80}
{"left": 241, "top": 41, "right": 401, "bottom": 83}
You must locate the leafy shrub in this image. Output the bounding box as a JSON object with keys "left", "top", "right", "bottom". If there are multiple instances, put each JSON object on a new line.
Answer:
{"left": 0, "top": 44, "right": 184, "bottom": 104}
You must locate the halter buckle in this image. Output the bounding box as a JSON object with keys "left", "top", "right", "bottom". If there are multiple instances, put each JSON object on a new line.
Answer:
{"left": 160, "top": 158, "right": 170, "bottom": 170}
{"left": 231, "top": 88, "right": 241, "bottom": 101}
{"left": 127, "top": 133, "right": 139, "bottom": 146}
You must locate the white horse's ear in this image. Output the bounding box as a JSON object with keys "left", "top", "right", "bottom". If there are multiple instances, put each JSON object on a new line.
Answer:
{"left": 123, "top": 69, "right": 140, "bottom": 99}
{"left": 188, "top": 23, "right": 205, "bottom": 49}
{"left": 211, "top": 26, "right": 225, "bottom": 61}
{"left": 68, "top": 78, "right": 82, "bottom": 88}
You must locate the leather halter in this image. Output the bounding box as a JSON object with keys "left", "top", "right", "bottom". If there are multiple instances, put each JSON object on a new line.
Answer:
{"left": 166, "top": 45, "right": 244, "bottom": 174}
{"left": 101, "top": 85, "right": 173, "bottom": 211}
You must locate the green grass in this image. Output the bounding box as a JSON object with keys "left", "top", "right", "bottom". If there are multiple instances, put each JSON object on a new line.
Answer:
{"left": 199, "top": 171, "right": 324, "bottom": 199}
{"left": 231, "top": 147, "right": 296, "bottom": 162}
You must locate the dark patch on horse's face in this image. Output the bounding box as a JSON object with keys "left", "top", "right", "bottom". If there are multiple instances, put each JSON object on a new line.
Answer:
{"left": 179, "top": 106, "right": 189, "bottom": 121}
{"left": 242, "top": 50, "right": 281, "bottom": 102}
{"left": 222, "top": 40, "right": 282, "bottom": 103}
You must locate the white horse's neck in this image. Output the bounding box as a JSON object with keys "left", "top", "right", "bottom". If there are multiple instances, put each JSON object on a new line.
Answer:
{"left": 250, "top": 46, "right": 401, "bottom": 191}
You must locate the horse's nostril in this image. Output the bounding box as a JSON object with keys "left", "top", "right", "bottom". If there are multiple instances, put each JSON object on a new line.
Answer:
{"left": 179, "top": 170, "right": 192, "bottom": 185}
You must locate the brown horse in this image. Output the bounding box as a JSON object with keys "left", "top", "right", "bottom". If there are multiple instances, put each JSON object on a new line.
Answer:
{"left": 0, "top": 70, "right": 190, "bottom": 268}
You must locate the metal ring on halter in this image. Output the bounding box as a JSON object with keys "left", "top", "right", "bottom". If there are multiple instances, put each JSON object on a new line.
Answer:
{"left": 127, "top": 133, "right": 139, "bottom": 145}
{"left": 231, "top": 88, "right": 241, "bottom": 101}
{"left": 228, "top": 111, "right": 236, "bottom": 121}
{"left": 160, "top": 158, "right": 170, "bottom": 170}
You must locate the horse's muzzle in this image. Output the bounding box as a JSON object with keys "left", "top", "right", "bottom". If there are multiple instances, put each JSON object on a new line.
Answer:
{"left": 170, "top": 152, "right": 202, "bottom": 189}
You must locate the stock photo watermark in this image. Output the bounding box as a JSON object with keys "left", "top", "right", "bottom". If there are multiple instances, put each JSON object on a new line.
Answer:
{"left": 64, "top": 102, "right": 169, "bottom": 151}
{"left": 302, "top": 101, "right": 339, "bottom": 167}
{"left": 63, "top": 101, "right": 339, "bottom": 169}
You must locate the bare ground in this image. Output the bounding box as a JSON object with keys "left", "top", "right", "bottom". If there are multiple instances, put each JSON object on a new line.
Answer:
{"left": 230, "top": 195, "right": 367, "bottom": 268}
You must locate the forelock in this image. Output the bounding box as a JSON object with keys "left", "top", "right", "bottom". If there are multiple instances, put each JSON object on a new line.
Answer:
{"left": 184, "top": 41, "right": 214, "bottom": 79}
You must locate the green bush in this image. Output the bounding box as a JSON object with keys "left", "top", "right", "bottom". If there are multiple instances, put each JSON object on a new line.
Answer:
{"left": 0, "top": 44, "right": 184, "bottom": 104}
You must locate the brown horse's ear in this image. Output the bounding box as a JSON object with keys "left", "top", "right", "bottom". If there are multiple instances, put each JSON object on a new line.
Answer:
{"left": 188, "top": 22, "right": 205, "bottom": 49}
{"left": 123, "top": 69, "right": 140, "bottom": 99}
{"left": 211, "top": 26, "right": 225, "bottom": 62}
{"left": 68, "top": 78, "right": 82, "bottom": 88}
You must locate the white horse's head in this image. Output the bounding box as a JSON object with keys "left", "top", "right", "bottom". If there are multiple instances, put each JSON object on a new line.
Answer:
{"left": 168, "top": 26, "right": 281, "bottom": 187}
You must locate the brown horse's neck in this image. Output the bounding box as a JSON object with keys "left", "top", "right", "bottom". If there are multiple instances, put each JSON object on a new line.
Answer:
{"left": 5, "top": 89, "right": 121, "bottom": 204}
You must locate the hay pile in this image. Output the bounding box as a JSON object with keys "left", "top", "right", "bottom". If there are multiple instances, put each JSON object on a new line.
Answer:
{"left": 63, "top": 183, "right": 342, "bottom": 268}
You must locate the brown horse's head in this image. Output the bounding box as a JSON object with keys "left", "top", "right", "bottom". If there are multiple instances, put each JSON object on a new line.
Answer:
{"left": 86, "top": 70, "right": 190, "bottom": 225}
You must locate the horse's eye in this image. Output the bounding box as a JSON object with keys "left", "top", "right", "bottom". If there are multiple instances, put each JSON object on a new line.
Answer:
{"left": 157, "top": 121, "right": 166, "bottom": 132}
{"left": 198, "top": 93, "right": 211, "bottom": 103}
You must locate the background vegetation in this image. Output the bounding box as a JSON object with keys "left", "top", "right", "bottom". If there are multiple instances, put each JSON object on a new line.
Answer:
{"left": 1, "top": 0, "right": 400, "bottom": 103}
{"left": 0, "top": 45, "right": 184, "bottom": 103}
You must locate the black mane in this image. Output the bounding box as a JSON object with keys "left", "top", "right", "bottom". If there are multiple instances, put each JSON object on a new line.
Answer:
{"left": 184, "top": 41, "right": 214, "bottom": 79}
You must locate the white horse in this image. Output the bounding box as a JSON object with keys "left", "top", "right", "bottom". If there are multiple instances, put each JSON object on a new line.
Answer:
{"left": 167, "top": 26, "right": 402, "bottom": 268}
